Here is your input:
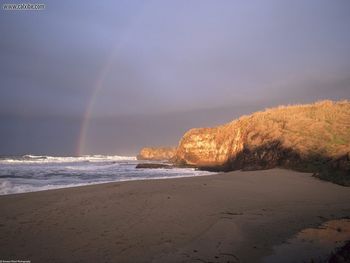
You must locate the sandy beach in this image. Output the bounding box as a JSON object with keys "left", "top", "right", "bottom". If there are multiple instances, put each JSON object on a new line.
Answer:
{"left": 1, "top": 168, "right": 349, "bottom": 263}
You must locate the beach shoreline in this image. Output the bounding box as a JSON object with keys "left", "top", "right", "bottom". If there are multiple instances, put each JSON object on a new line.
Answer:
{"left": 1, "top": 168, "right": 349, "bottom": 262}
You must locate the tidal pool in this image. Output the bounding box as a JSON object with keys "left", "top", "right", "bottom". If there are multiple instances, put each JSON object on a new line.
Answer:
{"left": 263, "top": 219, "right": 350, "bottom": 263}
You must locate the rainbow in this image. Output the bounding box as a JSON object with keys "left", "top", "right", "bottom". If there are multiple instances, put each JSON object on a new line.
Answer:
{"left": 76, "top": 33, "right": 130, "bottom": 156}
{"left": 76, "top": 51, "right": 116, "bottom": 156}
{"left": 76, "top": 4, "right": 150, "bottom": 156}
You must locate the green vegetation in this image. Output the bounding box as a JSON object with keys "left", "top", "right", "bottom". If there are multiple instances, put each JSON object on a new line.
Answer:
{"left": 332, "top": 135, "right": 348, "bottom": 145}
{"left": 238, "top": 100, "right": 350, "bottom": 185}
{"left": 175, "top": 100, "right": 350, "bottom": 185}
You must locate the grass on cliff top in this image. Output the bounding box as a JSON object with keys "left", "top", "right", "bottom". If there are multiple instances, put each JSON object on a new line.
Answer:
{"left": 235, "top": 100, "right": 350, "bottom": 158}
{"left": 180, "top": 100, "right": 350, "bottom": 186}
{"left": 228, "top": 100, "right": 350, "bottom": 186}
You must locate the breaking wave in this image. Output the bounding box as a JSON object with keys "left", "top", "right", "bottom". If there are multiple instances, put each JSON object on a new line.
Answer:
{"left": 0, "top": 154, "right": 136, "bottom": 164}
{"left": 0, "top": 154, "right": 214, "bottom": 195}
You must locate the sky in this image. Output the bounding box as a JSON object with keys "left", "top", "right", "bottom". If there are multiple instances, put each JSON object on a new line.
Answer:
{"left": 0, "top": 0, "right": 350, "bottom": 156}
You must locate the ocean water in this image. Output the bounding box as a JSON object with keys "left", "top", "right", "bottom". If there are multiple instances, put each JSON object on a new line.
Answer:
{"left": 0, "top": 155, "right": 214, "bottom": 195}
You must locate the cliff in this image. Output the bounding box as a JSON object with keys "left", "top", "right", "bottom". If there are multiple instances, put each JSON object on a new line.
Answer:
{"left": 174, "top": 100, "right": 350, "bottom": 185}
{"left": 137, "top": 147, "right": 177, "bottom": 161}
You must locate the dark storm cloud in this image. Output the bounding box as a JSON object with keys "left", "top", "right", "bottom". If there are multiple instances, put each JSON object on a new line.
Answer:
{"left": 0, "top": 0, "right": 349, "bottom": 155}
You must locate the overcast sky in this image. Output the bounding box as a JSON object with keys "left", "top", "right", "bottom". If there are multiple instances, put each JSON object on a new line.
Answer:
{"left": 0, "top": 0, "right": 350, "bottom": 156}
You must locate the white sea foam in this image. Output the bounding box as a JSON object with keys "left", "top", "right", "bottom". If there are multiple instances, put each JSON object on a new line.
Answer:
{"left": 0, "top": 155, "right": 215, "bottom": 195}
{"left": 0, "top": 154, "right": 136, "bottom": 164}
{"left": 0, "top": 171, "right": 212, "bottom": 195}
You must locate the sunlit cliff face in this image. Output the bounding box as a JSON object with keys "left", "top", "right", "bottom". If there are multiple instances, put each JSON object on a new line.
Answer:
{"left": 174, "top": 101, "right": 350, "bottom": 172}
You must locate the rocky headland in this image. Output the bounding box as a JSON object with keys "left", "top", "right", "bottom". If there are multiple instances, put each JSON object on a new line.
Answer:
{"left": 136, "top": 147, "right": 177, "bottom": 161}
{"left": 139, "top": 100, "right": 350, "bottom": 185}
{"left": 174, "top": 100, "right": 350, "bottom": 185}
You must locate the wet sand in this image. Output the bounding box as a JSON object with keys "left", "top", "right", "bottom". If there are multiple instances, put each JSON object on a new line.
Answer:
{"left": 0, "top": 168, "right": 349, "bottom": 263}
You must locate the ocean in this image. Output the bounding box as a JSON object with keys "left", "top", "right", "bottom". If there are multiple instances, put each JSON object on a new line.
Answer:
{"left": 0, "top": 155, "right": 214, "bottom": 195}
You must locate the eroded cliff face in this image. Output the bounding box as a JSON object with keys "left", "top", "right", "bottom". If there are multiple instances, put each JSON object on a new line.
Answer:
{"left": 174, "top": 101, "right": 350, "bottom": 181}
{"left": 175, "top": 124, "right": 244, "bottom": 167}
{"left": 137, "top": 147, "right": 177, "bottom": 161}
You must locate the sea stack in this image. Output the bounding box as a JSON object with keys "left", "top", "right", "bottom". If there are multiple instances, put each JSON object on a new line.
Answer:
{"left": 137, "top": 147, "right": 177, "bottom": 161}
